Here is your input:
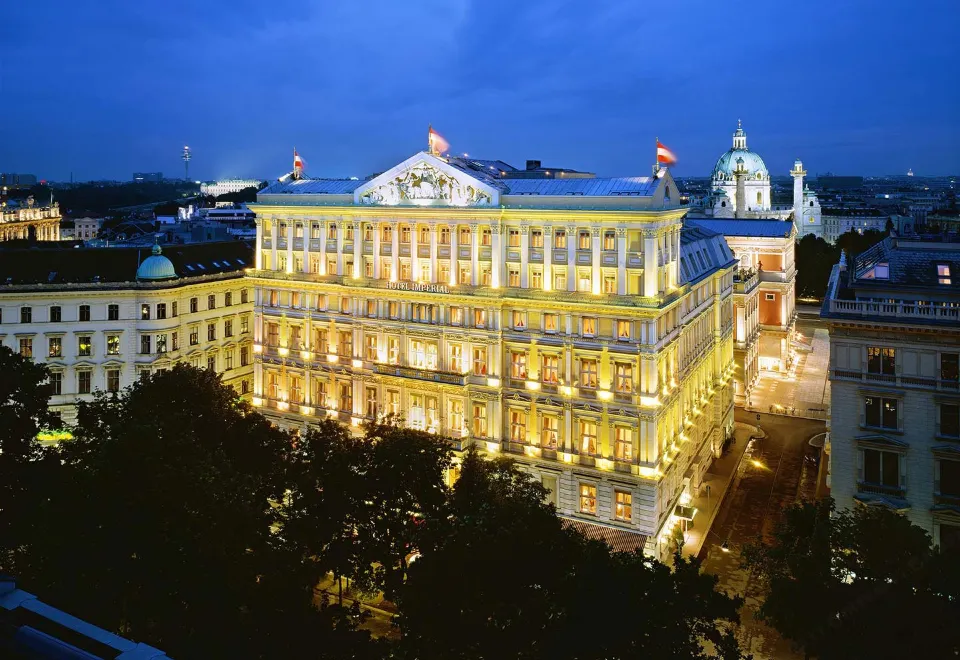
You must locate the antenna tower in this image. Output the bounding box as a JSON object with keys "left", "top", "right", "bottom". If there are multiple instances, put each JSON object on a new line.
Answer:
{"left": 182, "top": 145, "right": 192, "bottom": 181}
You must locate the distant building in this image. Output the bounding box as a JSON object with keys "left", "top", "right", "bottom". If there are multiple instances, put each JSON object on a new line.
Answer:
{"left": 822, "top": 207, "right": 893, "bottom": 243}
{"left": 201, "top": 179, "right": 264, "bottom": 197}
{"left": 1, "top": 577, "right": 170, "bottom": 659}
{"left": 0, "top": 241, "right": 255, "bottom": 425}
{"left": 0, "top": 173, "right": 38, "bottom": 187}
{"left": 824, "top": 236, "right": 960, "bottom": 551}
{"left": 0, "top": 203, "right": 61, "bottom": 242}
{"left": 73, "top": 215, "right": 104, "bottom": 240}
{"left": 133, "top": 172, "right": 163, "bottom": 183}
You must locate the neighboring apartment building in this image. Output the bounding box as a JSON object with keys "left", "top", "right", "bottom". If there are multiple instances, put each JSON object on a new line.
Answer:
{"left": 249, "top": 150, "right": 737, "bottom": 559}
{"left": 687, "top": 219, "right": 797, "bottom": 387}
{"left": 824, "top": 236, "right": 960, "bottom": 551}
{"left": 0, "top": 242, "right": 255, "bottom": 426}
{"left": 0, "top": 203, "right": 61, "bottom": 241}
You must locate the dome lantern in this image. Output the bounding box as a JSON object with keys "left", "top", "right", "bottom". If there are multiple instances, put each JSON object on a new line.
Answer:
{"left": 136, "top": 242, "right": 177, "bottom": 281}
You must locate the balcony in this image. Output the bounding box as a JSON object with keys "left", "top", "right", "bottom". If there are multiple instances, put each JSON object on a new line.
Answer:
{"left": 832, "top": 369, "right": 960, "bottom": 393}
{"left": 857, "top": 482, "right": 905, "bottom": 498}
{"left": 733, "top": 268, "right": 759, "bottom": 294}
{"left": 372, "top": 363, "right": 468, "bottom": 386}
{"left": 827, "top": 299, "right": 960, "bottom": 324}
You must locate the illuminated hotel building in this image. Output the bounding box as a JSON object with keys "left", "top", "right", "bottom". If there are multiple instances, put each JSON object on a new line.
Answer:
{"left": 250, "top": 151, "right": 737, "bottom": 558}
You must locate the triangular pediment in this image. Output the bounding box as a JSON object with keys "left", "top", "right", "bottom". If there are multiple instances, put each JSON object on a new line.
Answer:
{"left": 354, "top": 152, "right": 500, "bottom": 207}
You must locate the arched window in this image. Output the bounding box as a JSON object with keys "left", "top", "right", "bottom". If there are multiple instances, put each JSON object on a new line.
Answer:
{"left": 721, "top": 201, "right": 726, "bottom": 208}
{"left": 757, "top": 191, "right": 762, "bottom": 205}
{"left": 810, "top": 201, "right": 814, "bottom": 207}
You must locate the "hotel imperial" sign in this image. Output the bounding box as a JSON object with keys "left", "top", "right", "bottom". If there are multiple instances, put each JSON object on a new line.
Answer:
{"left": 387, "top": 282, "right": 451, "bottom": 294}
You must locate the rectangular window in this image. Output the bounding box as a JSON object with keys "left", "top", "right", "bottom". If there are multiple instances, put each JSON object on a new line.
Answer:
{"left": 409, "top": 340, "right": 438, "bottom": 370}
{"left": 459, "top": 264, "right": 471, "bottom": 285}
{"left": 615, "top": 363, "right": 634, "bottom": 394}
{"left": 531, "top": 230, "right": 543, "bottom": 248}
{"left": 400, "top": 225, "right": 410, "bottom": 243}
{"left": 864, "top": 396, "right": 898, "bottom": 430}
{"left": 512, "top": 311, "right": 526, "bottom": 330}
{"left": 329, "top": 223, "right": 338, "bottom": 240}
{"left": 554, "top": 230, "right": 566, "bottom": 249}
{"left": 939, "top": 460, "right": 960, "bottom": 497}
{"left": 553, "top": 269, "right": 566, "bottom": 291}
{"left": 106, "top": 369, "right": 120, "bottom": 393}
{"left": 510, "top": 351, "right": 528, "bottom": 380}
{"left": 224, "top": 319, "right": 234, "bottom": 337}
{"left": 366, "top": 335, "right": 378, "bottom": 361}
{"left": 616, "top": 320, "right": 631, "bottom": 340}
{"left": 579, "top": 420, "right": 597, "bottom": 455}
{"left": 208, "top": 294, "right": 216, "bottom": 310}
{"left": 508, "top": 229, "right": 521, "bottom": 248}
{"left": 867, "top": 347, "right": 896, "bottom": 376}
{"left": 508, "top": 268, "right": 520, "bottom": 287}
{"left": 942, "top": 353, "right": 959, "bottom": 383}
{"left": 615, "top": 427, "right": 633, "bottom": 461}
{"left": 862, "top": 448, "right": 900, "bottom": 488}
{"left": 78, "top": 371, "right": 91, "bottom": 395}
{"left": 474, "top": 309, "right": 487, "bottom": 328}
{"left": 387, "top": 390, "right": 400, "bottom": 416}
{"left": 409, "top": 394, "right": 425, "bottom": 429}
{"left": 48, "top": 337, "right": 62, "bottom": 358}
{"left": 418, "top": 226, "right": 429, "bottom": 244}
{"left": 450, "top": 307, "right": 463, "bottom": 326}
{"left": 240, "top": 346, "right": 249, "bottom": 367}
{"left": 579, "top": 484, "right": 597, "bottom": 514}
{"left": 473, "top": 403, "right": 488, "bottom": 437}
{"left": 388, "top": 302, "right": 399, "bottom": 319}
{"left": 21, "top": 307, "right": 32, "bottom": 323}
{"left": 363, "top": 224, "right": 374, "bottom": 242}
{"left": 291, "top": 292, "right": 301, "bottom": 308}
{"left": 530, "top": 269, "right": 542, "bottom": 289}
{"left": 314, "top": 379, "right": 327, "bottom": 406}
{"left": 941, "top": 403, "right": 960, "bottom": 438}
{"left": 387, "top": 337, "right": 400, "bottom": 365}
{"left": 510, "top": 409, "right": 527, "bottom": 442}
{"left": 577, "top": 270, "right": 591, "bottom": 293}
{"left": 141, "top": 334, "right": 151, "bottom": 355}
{"left": 78, "top": 336, "right": 92, "bottom": 357}
{"left": 542, "top": 355, "right": 559, "bottom": 384}
{"left": 108, "top": 304, "right": 119, "bottom": 321}
{"left": 19, "top": 337, "right": 33, "bottom": 357}
{"left": 449, "top": 399, "right": 464, "bottom": 431}
{"left": 207, "top": 356, "right": 216, "bottom": 371}
{"left": 240, "top": 316, "right": 249, "bottom": 334}
{"left": 582, "top": 317, "right": 597, "bottom": 337}
{"left": 225, "top": 292, "right": 233, "bottom": 307}
{"left": 458, "top": 226, "right": 470, "bottom": 244}
{"left": 450, "top": 344, "right": 464, "bottom": 373}
{"left": 156, "top": 303, "right": 166, "bottom": 320}
{"left": 225, "top": 351, "right": 233, "bottom": 370}
{"left": 156, "top": 334, "right": 167, "bottom": 354}
{"left": 381, "top": 224, "right": 393, "bottom": 242}
{"left": 580, "top": 359, "right": 598, "bottom": 388}
{"left": 365, "top": 387, "right": 378, "bottom": 418}
{"left": 481, "top": 228, "right": 491, "bottom": 246}
{"left": 190, "top": 297, "right": 198, "bottom": 313}
{"left": 544, "top": 313, "right": 558, "bottom": 334}
{"left": 172, "top": 332, "right": 179, "bottom": 351}
{"left": 615, "top": 490, "right": 632, "bottom": 521}
{"left": 473, "top": 347, "right": 487, "bottom": 375}
{"left": 603, "top": 274, "right": 617, "bottom": 294}
{"left": 207, "top": 323, "right": 216, "bottom": 341}
{"left": 603, "top": 230, "right": 616, "bottom": 251}
{"left": 338, "top": 331, "right": 353, "bottom": 358}
{"left": 578, "top": 231, "right": 591, "bottom": 250}
{"left": 49, "top": 371, "right": 62, "bottom": 395}
{"left": 172, "top": 301, "right": 178, "bottom": 317}
{"left": 938, "top": 264, "right": 952, "bottom": 286}
{"left": 50, "top": 306, "right": 62, "bottom": 322}
{"left": 542, "top": 415, "right": 558, "bottom": 449}
{"left": 340, "top": 296, "right": 351, "bottom": 315}
{"left": 190, "top": 327, "right": 200, "bottom": 346}
{"left": 140, "top": 304, "right": 150, "bottom": 320}
{"left": 241, "top": 289, "right": 248, "bottom": 304}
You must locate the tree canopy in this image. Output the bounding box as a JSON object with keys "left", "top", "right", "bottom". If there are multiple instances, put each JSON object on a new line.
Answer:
{"left": 743, "top": 499, "right": 960, "bottom": 659}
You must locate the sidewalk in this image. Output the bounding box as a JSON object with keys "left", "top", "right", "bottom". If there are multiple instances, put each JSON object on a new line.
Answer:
{"left": 682, "top": 421, "right": 763, "bottom": 558}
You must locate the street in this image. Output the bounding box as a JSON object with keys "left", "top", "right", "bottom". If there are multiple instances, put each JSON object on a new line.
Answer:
{"left": 699, "top": 409, "right": 826, "bottom": 660}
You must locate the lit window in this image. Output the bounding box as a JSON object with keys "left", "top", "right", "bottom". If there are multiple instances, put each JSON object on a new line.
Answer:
{"left": 510, "top": 352, "right": 528, "bottom": 380}
{"left": 473, "top": 347, "right": 487, "bottom": 375}
{"left": 541, "top": 415, "right": 558, "bottom": 449}
{"left": 578, "top": 231, "right": 591, "bottom": 250}
{"left": 554, "top": 230, "right": 567, "bottom": 249}
{"left": 508, "top": 229, "right": 521, "bottom": 248}
{"left": 542, "top": 355, "right": 559, "bottom": 384}
{"left": 531, "top": 230, "right": 543, "bottom": 248}
{"left": 580, "top": 359, "right": 598, "bottom": 389}
{"left": 48, "top": 337, "right": 62, "bottom": 358}
{"left": 615, "top": 490, "right": 632, "bottom": 521}
{"left": 615, "top": 363, "right": 633, "bottom": 394}
{"left": 582, "top": 317, "right": 597, "bottom": 337}
{"left": 512, "top": 311, "right": 527, "bottom": 330}
{"left": 579, "top": 420, "right": 597, "bottom": 455}
{"left": 78, "top": 336, "right": 92, "bottom": 357}
{"left": 544, "top": 313, "right": 558, "bottom": 334}
{"left": 603, "top": 231, "right": 615, "bottom": 251}
{"left": 439, "top": 226, "right": 450, "bottom": 244}
{"left": 939, "top": 264, "right": 952, "bottom": 285}
{"left": 510, "top": 409, "right": 527, "bottom": 442}
{"left": 616, "top": 320, "right": 631, "bottom": 340}
{"left": 579, "top": 483, "right": 597, "bottom": 514}
{"left": 508, "top": 269, "right": 520, "bottom": 287}
{"left": 530, "top": 269, "right": 542, "bottom": 289}
{"left": 450, "top": 344, "right": 464, "bottom": 372}
{"left": 614, "top": 427, "right": 633, "bottom": 461}
{"left": 577, "top": 270, "right": 591, "bottom": 292}
{"left": 553, "top": 269, "right": 567, "bottom": 291}
{"left": 366, "top": 335, "right": 378, "bottom": 361}
{"left": 603, "top": 273, "right": 617, "bottom": 293}
{"left": 449, "top": 399, "right": 464, "bottom": 431}
{"left": 473, "top": 403, "right": 488, "bottom": 437}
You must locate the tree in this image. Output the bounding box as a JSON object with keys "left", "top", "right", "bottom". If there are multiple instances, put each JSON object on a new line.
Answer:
{"left": 8, "top": 365, "right": 337, "bottom": 658}
{"left": 794, "top": 234, "right": 839, "bottom": 299}
{"left": 743, "top": 499, "right": 960, "bottom": 659}
{"left": 397, "top": 448, "right": 746, "bottom": 659}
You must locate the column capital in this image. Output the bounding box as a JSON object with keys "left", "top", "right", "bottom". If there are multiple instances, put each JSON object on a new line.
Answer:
{"left": 490, "top": 225, "right": 502, "bottom": 235}
{"left": 616, "top": 227, "right": 627, "bottom": 238}
{"left": 591, "top": 226, "right": 602, "bottom": 237}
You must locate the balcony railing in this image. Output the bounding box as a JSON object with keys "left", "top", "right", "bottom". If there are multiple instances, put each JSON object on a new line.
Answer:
{"left": 832, "top": 369, "right": 960, "bottom": 393}
{"left": 828, "top": 299, "right": 960, "bottom": 323}
{"left": 857, "top": 482, "right": 905, "bottom": 498}
{"left": 372, "top": 363, "right": 468, "bottom": 386}
{"left": 733, "top": 269, "right": 759, "bottom": 294}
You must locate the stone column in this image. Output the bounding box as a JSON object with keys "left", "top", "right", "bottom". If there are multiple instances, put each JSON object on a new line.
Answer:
{"left": 566, "top": 224, "right": 577, "bottom": 292}
{"left": 616, "top": 227, "right": 627, "bottom": 295}
{"left": 336, "top": 221, "right": 345, "bottom": 276}
{"left": 391, "top": 222, "right": 399, "bottom": 281}
{"left": 643, "top": 232, "right": 658, "bottom": 297}
{"left": 255, "top": 221, "right": 263, "bottom": 269}
{"left": 410, "top": 222, "right": 419, "bottom": 282}
{"left": 491, "top": 225, "right": 501, "bottom": 288}
{"left": 449, "top": 223, "right": 458, "bottom": 285}
{"left": 352, "top": 220, "right": 362, "bottom": 279}
{"left": 285, "top": 222, "right": 294, "bottom": 274}
{"left": 429, "top": 222, "right": 438, "bottom": 283}
{"left": 372, "top": 221, "right": 381, "bottom": 280}
{"left": 302, "top": 219, "right": 310, "bottom": 274}
{"left": 270, "top": 218, "right": 278, "bottom": 272}
{"left": 591, "top": 226, "right": 601, "bottom": 294}
{"left": 471, "top": 226, "right": 480, "bottom": 286}
{"left": 520, "top": 223, "right": 529, "bottom": 288}
{"left": 318, "top": 221, "right": 327, "bottom": 274}
{"left": 543, "top": 225, "right": 552, "bottom": 291}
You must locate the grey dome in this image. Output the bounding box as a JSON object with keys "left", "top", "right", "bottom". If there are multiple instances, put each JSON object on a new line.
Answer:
{"left": 713, "top": 149, "right": 769, "bottom": 180}
{"left": 136, "top": 244, "right": 177, "bottom": 281}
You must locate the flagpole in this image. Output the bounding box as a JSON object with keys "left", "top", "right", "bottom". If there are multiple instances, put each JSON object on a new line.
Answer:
{"left": 654, "top": 136, "right": 660, "bottom": 176}
{"left": 428, "top": 124, "right": 433, "bottom": 155}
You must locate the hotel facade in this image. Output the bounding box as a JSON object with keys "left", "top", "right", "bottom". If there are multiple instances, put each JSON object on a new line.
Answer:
{"left": 249, "top": 152, "right": 737, "bottom": 558}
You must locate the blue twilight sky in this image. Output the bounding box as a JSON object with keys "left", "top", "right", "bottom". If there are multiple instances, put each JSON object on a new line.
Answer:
{"left": 2, "top": 0, "right": 958, "bottom": 182}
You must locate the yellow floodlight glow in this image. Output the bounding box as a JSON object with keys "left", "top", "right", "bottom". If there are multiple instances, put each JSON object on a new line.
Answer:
{"left": 277, "top": 401, "right": 290, "bottom": 411}
{"left": 351, "top": 359, "right": 363, "bottom": 368}
{"left": 300, "top": 350, "right": 312, "bottom": 360}
{"left": 253, "top": 344, "right": 263, "bottom": 354}
{"left": 525, "top": 380, "right": 541, "bottom": 391}
{"left": 252, "top": 397, "right": 264, "bottom": 407}
{"left": 640, "top": 395, "right": 660, "bottom": 407}
{"left": 327, "top": 354, "right": 339, "bottom": 363}
{"left": 486, "top": 441, "right": 500, "bottom": 453}
{"left": 277, "top": 347, "right": 289, "bottom": 357}
{"left": 486, "top": 377, "right": 501, "bottom": 388}
{"left": 300, "top": 406, "right": 314, "bottom": 416}
{"left": 597, "top": 390, "right": 613, "bottom": 401}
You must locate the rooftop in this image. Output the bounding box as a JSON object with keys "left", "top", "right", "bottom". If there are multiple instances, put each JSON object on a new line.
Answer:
{"left": 0, "top": 241, "right": 253, "bottom": 287}
{"left": 685, "top": 218, "right": 795, "bottom": 239}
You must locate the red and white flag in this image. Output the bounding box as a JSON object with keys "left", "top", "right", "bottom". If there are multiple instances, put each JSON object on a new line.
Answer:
{"left": 657, "top": 141, "right": 677, "bottom": 166}
{"left": 293, "top": 148, "right": 304, "bottom": 171}
{"left": 428, "top": 126, "right": 449, "bottom": 155}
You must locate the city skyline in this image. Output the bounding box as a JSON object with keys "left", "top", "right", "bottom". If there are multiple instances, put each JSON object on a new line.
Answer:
{"left": 3, "top": 0, "right": 959, "bottom": 181}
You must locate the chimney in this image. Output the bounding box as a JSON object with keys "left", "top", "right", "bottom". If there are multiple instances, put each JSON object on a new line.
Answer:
{"left": 525, "top": 160, "right": 541, "bottom": 171}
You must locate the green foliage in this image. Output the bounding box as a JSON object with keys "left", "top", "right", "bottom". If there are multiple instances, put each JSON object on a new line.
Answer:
{"left": 743, "top": 499, "right": 960, "bottom": 659}
{"left": 397, "top": 448, "right": 747, "bottom": 660}
{"left": 795, "top": 230, "right": 889, "bottom": 300}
